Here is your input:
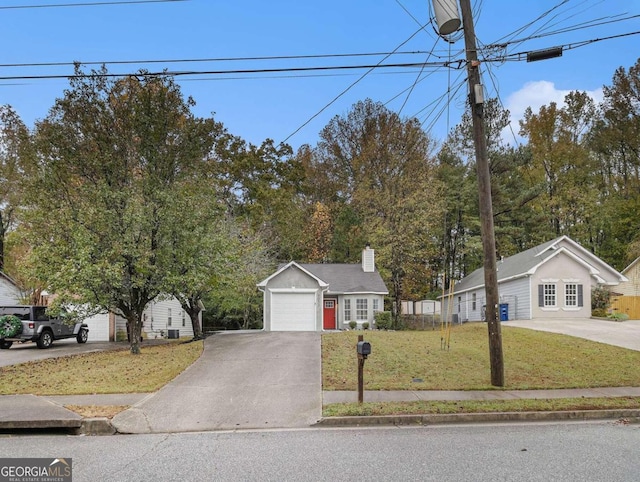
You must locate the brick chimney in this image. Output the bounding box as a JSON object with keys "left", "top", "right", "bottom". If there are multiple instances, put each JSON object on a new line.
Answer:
{"left": 362, "top": 244, "right": 375, "bottom": 272}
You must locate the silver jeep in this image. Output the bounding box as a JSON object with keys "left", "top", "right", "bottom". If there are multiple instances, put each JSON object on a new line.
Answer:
{"left": 0, "top": 306, "right": 89, "bottom": 349}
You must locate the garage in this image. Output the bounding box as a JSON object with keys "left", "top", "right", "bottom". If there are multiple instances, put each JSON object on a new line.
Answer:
{"left": 270, "top": 291, "right": 316, "bottom": 331}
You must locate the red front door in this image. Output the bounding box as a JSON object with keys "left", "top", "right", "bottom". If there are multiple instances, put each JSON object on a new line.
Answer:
{"left": 323, "top": 300, "right": 336, "bottom": 330}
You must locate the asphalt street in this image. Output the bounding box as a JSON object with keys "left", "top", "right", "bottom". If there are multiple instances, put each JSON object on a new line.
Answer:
{"left": 0, "top": 422, "right": 638, "bottom": 481}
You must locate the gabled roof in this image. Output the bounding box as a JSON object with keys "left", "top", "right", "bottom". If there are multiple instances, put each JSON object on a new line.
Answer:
{"left": 257, "top": 261, "right": 389, "bottom": 295}
{"left": 621, "top": 257, "right": 640, "bottom": 276}
{"left": 256, "top": 261, "right": 329, "bottom": 289}
{"left": 299, "top": 264, "right": 389, "bottom": 295}
{"left": 451, "top": 236, "right": 627, "bottom": 295}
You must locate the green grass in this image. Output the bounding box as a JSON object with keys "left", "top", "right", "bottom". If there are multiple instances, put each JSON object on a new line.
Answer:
{"left": 0, "top": 340, "right": 203, "bottom": 396}
{"left": 323, "top": 397, "right": 640, "bottom": 417}
{"left": 322, "top": 324, "right": 640, "bottom": 390}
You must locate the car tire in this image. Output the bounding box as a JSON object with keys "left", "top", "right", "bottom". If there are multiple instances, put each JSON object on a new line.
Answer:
{"left": 77, "top": 328, "right": 88, "bottom": 344}
{"left": 36, "top": 330, "right": 53, "bottom": 349}
{"left": 0, "top": 340, "right": 13, "bottom": 349}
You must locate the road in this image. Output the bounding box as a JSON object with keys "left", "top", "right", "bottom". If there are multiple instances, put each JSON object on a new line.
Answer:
{"left": 0, "top": 422, "right": 638, "bottom": 481}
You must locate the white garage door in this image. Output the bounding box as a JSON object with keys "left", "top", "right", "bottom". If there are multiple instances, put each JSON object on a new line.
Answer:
{"left": 271, "top": 292, "right": 316, "bottom": 331}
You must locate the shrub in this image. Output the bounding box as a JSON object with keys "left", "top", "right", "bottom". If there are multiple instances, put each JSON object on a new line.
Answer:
{"left": 608, "top": 312, "right": 629, "bottom": 322}
{"left": 348, "top": 321, "right": 357, "bottom": 330}
{"left": 362, "top": 322, "right": 369, "bottom": 330}
{"left": 592, "top": 308, "right": 607, "bottom": 318}
{"left": 374, "top": 311, "right": 392, "bottom": 330}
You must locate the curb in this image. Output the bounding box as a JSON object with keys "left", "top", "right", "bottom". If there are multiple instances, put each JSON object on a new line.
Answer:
{"left": 315, "top": 409, "right": 640, "bottom": 427}
{"left": 79, "top": 417, "right": 116, "bottom": 435}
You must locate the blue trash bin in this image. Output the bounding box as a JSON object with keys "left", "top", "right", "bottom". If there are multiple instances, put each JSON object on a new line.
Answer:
{"left": 499, "top": 303, "right": 508, "bottom": 321}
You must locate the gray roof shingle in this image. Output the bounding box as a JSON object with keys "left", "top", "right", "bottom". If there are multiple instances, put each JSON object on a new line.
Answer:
{"left": 299, "top": 264, "right": 389, "bottom": 295}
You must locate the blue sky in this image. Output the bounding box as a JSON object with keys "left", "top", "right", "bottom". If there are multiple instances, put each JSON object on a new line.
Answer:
{"left": 1, "top": 0, "right": 639, "bottom": 151}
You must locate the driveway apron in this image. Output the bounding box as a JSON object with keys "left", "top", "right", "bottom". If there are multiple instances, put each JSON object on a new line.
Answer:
{"left": 505, "top": 318, "right": 640, "bottom": 351}
{"left": 112, "top": 331, "right": 322, "bottom": 433}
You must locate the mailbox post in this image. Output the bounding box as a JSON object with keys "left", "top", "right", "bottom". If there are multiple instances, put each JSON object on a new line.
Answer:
{"left": 356, "top": 335, "right": 371, "bottom": 404}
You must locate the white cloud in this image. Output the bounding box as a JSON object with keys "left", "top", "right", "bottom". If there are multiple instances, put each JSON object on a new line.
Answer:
{"left": 502, "top": 80, "right": 603, "bottom": 144}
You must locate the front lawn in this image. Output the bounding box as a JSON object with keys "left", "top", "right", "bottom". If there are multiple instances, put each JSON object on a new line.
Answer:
{"left": 322, "top": 323, "right": 640, "bottom": 390}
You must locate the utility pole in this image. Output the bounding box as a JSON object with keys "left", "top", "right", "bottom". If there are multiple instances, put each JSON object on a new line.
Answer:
{"left": 459, "top": 0, "right": 504, "bottom": 386}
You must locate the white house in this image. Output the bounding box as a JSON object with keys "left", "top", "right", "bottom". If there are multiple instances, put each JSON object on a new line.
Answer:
{"left": 257, "top": 246, "right": 389, "bottom": 331}
{"left": 0, "top": 272, "right": 22, "bottom": 305}
{"left": 83, "top": 296, "right": 195, "bottom": 341}
{"left": 441, "top": 236, "right": 627, "bottom": 322}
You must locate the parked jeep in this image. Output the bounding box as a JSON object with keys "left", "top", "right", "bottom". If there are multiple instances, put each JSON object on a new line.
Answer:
{"left": 0, "top": 306, "right": 89, "bottom": 349}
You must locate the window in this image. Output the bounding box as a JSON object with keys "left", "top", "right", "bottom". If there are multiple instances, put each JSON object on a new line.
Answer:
{"left": 182, "top": 310, "right": 186, "bottom": 327}
{"left": 458, "top": 296, "right": 461, "bottom": 313}
{"left": 564, "top": 283, "right": 583, "bottom": 308}
{"left": 356, "top": 299, "right": 368, "bottom": 320}
{"left": 344, "top": 299, "right": 351, "bottom": 321}
{"left": 373, "top": 299, "right": 379, "bottom": 312}
{"left": 544, "top": 284, "right": 556, "bottom": 307}
{"left": 472, "top": 293, "right": 477, "bottom": 311}
{"left": 168, "top": 308, "right": 172, "bottom": 327}
{"left": 565, "top": 284, "right": 577, "bottom": 307}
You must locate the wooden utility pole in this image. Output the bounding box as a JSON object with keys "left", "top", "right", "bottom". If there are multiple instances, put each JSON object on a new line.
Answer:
{"left": 459, "top": 0, "right": 504, "bottom": 386}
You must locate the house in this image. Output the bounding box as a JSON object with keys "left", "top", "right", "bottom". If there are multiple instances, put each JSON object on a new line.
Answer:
{"left": 0, "top": 272, "right": 22, "bottom": 305}
{"left": 441, "top": 236, "right": 627, "bottom": 322}
{"left": 257, "top": 246, "right": 389, "bottom": 331}
{"left": 83, "top": 295, "right": 196, "bottom": 341}
{"left": 610, "top": 257, "right": 640, "bottom": 319}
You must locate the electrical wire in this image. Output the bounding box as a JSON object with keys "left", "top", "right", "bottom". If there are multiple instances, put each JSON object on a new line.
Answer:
{"left": 0, "top": 51, "right": 438, "bottom": 69}
{"left": 0, "top": 60, "right": 459, "bottom": 82}
{"left": 0, "top": 0, "right": 186, "bottom": 9}
{"left": 280, "top": 22, "right": 434, "bottom": 144}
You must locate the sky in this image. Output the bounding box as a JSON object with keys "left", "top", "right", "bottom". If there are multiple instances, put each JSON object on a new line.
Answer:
{"left": 1, "top": 0, "right": 639, "bottom": 152}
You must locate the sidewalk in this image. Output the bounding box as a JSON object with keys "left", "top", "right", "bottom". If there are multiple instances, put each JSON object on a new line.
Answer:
{"left": 2, "top": 386, "right": 640, "bottom": 435}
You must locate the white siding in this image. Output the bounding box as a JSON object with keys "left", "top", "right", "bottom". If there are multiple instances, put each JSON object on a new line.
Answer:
{"left": 143, "top": 296, "right": 194, "bottom": 339}
{"left": 0, "top": 277, "right": 21, "bottom": 305}
{"left": 499, "top": 277, "right": 531, "bottom": 321}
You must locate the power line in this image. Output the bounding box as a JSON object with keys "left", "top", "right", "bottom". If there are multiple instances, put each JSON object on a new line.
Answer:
{"left": 0, "top": 60, "right": 462, "bottom": 82}
{"left": 281, "top": 22, "right": 438, "bottom": 144}
{"left": 0, "top": 51, "right": 440, "bottom": 69}
{"left": 0, "top": 0, "right": 186, "bottom": 9}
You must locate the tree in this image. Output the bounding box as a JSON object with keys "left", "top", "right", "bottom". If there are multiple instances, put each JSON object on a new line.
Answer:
{"left": 0, "top": 106, "right": 30, "bottom": 272}
{"left": 311, "top": 99, "right": 444, "bottom": 320}
{"left": 24, "top": 67, "right": 221, "bottom": 354}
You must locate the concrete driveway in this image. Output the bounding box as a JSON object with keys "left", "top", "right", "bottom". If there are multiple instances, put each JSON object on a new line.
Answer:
{"left": 112, "top": 331, "right": 322, "bottom": 433}
{"left": 504, "top": 318, "right": 640, "bottom": 351}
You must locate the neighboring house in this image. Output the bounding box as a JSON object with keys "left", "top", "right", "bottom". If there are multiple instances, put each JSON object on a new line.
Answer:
{"left": 257, "top": 246, "right": 389, "bottom": 331}
{"left": 610, "top": 257, "right": 640, "bottom": 319}
{"left": 0, "top": 272, "right": 22, "bottom": 305}
{"left": 83, "top": 295, "right": 195, "bottom": 341}
{"left": 441, "top": 236, "right": 627, "bottom": 322}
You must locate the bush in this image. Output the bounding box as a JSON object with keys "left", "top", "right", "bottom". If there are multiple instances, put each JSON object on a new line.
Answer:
{"left": 592, "top": 308, "right": 607, "bottom": 318}
{"left": 374, "top": 311, "right": 392, "bottom": 330}
{"left": 362, "top": 322, "right": 369, "bottom": 330}
{"left": 608, "top": 312, "right": 629, "bottom": 322}
{"left": 348, "top": 321, "right": 357, "bottom": 330}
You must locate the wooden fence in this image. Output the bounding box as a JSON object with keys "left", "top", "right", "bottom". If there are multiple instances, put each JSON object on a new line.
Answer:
{"left": 610, "top": 296, "right": 640, "bottom": 320}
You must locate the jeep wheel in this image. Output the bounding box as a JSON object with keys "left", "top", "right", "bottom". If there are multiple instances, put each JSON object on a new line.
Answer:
{"left": 0, "top": 340, "right": 12, "bottom": 349}
{"left": 37, "top": 330, "right": 53, "bottom": 349}
{"left": 77, "top": 328, "right": 88, "bottom": 344}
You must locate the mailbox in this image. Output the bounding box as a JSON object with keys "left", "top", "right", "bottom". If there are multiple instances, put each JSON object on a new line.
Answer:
{"left": 357, "top": 341, "right": 371, "bottom": 357}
